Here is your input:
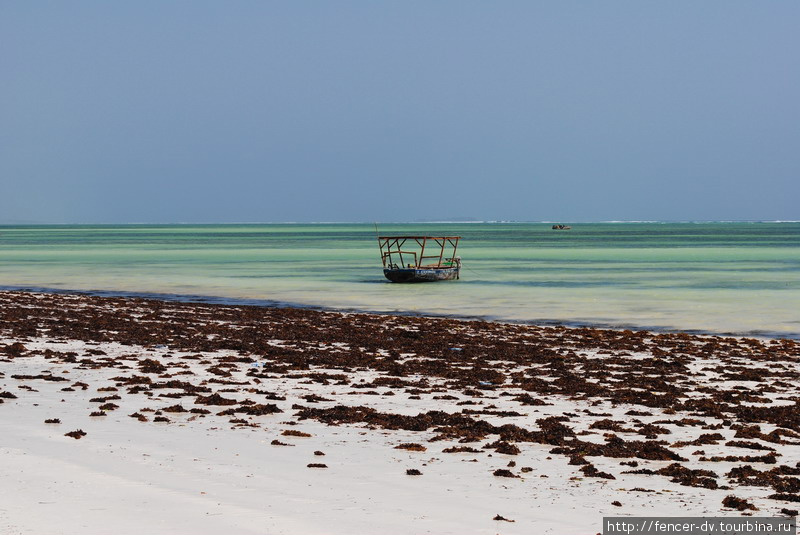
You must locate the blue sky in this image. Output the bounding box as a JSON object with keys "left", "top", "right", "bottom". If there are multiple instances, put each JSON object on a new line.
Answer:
{"left": 2, "top": 2, "right": 798, "bottom": 223}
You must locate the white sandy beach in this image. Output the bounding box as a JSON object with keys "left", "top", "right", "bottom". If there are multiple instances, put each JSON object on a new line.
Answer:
{"left": 2, "top": 324, "right": 798, "bottom": 535}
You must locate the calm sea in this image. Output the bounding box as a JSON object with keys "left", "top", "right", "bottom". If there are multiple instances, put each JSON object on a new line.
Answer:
{"left": 1, "top": 223, "right": 798, "bottom": 338}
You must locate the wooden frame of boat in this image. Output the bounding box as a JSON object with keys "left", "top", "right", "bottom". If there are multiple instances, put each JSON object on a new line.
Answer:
{"left": 378, "top": 236, "right": 461, "bottom": 283}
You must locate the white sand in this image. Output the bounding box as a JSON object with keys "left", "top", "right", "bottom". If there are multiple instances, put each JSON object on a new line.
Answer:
{"left": 2, "top": 336, "right": 797, "bottom": 535}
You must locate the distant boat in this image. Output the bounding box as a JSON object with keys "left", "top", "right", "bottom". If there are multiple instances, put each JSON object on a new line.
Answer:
{"left": 378, "top": 236, "right": 461, "bottom": 282}
{"left": 551, "top": 224, "right": 572, "bottom": 230}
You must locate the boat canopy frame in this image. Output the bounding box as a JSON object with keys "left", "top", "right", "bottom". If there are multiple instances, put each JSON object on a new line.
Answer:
{"left": 378, "top": 236, "right": 461, "bottom": 270}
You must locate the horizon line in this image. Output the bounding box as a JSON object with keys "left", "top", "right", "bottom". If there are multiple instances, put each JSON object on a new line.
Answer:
{"left": 2, "top": 219, "right": 800, "bottom": 226}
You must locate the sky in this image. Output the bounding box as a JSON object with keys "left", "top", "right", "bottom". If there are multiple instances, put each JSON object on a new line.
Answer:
{"left": 1, "top": 1, "right": 798, "bottom": 224}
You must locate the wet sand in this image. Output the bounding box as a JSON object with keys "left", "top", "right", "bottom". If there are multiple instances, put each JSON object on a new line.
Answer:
{"left": 1, "top": 290, "right": 798, "bottom": 534}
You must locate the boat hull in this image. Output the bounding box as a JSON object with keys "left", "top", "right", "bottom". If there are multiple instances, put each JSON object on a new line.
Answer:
{"left": 383, "top": 266, "right": 460, "bottom": 283}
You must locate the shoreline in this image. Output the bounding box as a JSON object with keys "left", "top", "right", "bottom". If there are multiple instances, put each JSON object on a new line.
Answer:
{"left": 2, "top": 285, "right": 797, "bottom": 341}
{"left": 1, "top": 290, "right": 798, "bottom": 534}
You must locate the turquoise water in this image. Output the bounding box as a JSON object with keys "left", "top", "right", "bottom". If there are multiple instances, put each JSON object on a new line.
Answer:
{"left": 1, "top": 223, "right": 798, "bottom": 338}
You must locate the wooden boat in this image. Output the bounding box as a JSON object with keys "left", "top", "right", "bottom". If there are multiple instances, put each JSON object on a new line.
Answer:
{"left": 378, "top": 236, "right": 461, "bottom": 283}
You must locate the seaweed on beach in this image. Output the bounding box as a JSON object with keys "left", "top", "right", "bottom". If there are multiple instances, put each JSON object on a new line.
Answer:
{"left": 657, "top": 463, "right": 719, "bottom": 489}
{"left": 12, "top": 373, "right": 68, "bottom": 382}
{"left": 580, "top": 464, "right": 615, "bottom": 480}
{"left": 282, "top": 429, "right": 312, "bottom": 437}
{"left": 727, "top": 465, "right": 800, "bottom": 494}
{"left": 395, "top": 443, "right": 427, "bottom": 452}
{"left": 194, "top": 393, "right": 238, "bottom": 406}
{"left": 217, "top": 403, "right": 282, "bottom": 416}
{"left": 442, "top": 446, "right": 481, "bottom": 453}
{"left": 483, "top": 440, "right": 520, "bottom": 455}
{"left": 1, "top": 290, "right": 799, "bottom": 508}
{"left": 139, "top": 359, "right": 167, "bottom": 374}
{"left": 722, "top": 496, "right": 758, "bottom": 511}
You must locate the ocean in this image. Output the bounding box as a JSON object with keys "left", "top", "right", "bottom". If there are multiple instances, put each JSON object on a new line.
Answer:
{"left": 1, "top": 222, "right": 798, "bottom": 338}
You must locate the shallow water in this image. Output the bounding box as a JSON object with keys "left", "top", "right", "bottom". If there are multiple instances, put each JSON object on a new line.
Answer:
{"left": 1, "top": 222, "right": 798, "bottom": 337}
